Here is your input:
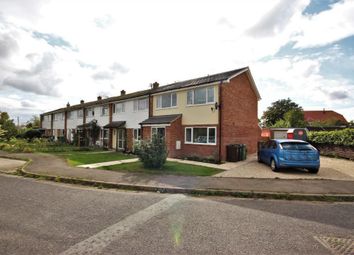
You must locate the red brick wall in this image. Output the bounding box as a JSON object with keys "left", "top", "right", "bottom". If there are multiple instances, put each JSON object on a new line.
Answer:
{"left": 313, "top": 144, "right": 354, "bottom": 160}
{"left": 126, "top": 128, "right": 134, "bottom": 152}
{"left": 142, "top": 122, "right": 219, "bottom": 160}
{"left": 142, "top": 126, "right": 151, "bottom": 140}
{"left": 180, "top": 125, "right": 219, "bottom": 160}
{"left": 220, "top": 72, "right": 261, "bottom": 161}
{"left": 165, "top": 117, "right": 183, "bottom": 158}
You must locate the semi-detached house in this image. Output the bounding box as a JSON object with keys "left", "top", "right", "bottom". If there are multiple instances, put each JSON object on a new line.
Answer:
{"left": 40, "top": 67, "right": 261, "bottom": 162}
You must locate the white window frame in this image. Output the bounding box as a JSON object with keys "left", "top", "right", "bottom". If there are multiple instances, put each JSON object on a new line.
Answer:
{"left": 86, "top": 107, "right": 95, "bottom": 117}
{"left": 115, "top": 103, "right": 125, "bottom": 113}
{"left": 151, "top": 127, "right": 165, "bottom": 138}
{"left": 156, "top": 92, "right": 177, "bottom": 109}
{"left": 101, "top": 106, "right": 109, "bottom": 116}
{"left": 67, "top": 111, "right": 72, "bottom": 120}
{"left": 184, "top": 127, "right": 217, "bottom": 145}
{"left": 134, "top": 98, "right": 148, "bottom": 111}
{"left": 187, "top": 86, "right": 215, "bottom": 105}
{"left": 54, "top": 113, "right": 64, "bottom": 121}
{"left": 77, "top": 109, "right": 83, "bottom": 119}
{"left": 133, "top": 128, "right": 141, "bottom": 141}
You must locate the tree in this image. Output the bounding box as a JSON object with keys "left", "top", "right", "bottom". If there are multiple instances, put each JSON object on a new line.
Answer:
{"left": 0, "top": 125, "right": 7, "bottom": 140}
{"left": 0, "top": 112, "right": 17, "bottom": 140}
{"left": 26, "top": 115, "right": 40, "bottom": 129}
{"left": 261, "top": 98, "right": 303, "bottom": 127}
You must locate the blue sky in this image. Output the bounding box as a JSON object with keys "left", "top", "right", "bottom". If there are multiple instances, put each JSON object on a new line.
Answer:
{"left": 0, "top": 0, "right": 353, "bottom": 123}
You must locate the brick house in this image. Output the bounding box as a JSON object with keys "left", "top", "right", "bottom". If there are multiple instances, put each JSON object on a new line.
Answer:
{"left": 40, "top": 67, "right": 261, "bottom": 161}
{"left": 140, "top": 67, "right": 261, "bottom": 161}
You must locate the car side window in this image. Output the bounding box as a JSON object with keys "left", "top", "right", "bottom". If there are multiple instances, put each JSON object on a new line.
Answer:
{"left": 272, "top": 141, "right": 277, "bottom": 149}
{"left": 265, "top": 141, "right": 271, "bottom": 149}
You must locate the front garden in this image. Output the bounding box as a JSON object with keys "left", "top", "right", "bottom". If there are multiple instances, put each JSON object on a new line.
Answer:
{"left": 100, "top": 161, "right": 222, "bottom": 176}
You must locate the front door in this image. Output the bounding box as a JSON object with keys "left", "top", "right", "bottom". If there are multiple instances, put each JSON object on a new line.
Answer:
{"left": 117, "top": 129, "right": 126, "bottom": 150}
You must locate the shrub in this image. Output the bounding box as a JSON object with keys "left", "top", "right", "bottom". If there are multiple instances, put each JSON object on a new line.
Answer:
{"left": 135, "top": 134, "right": 168, "bottom": 169}
{"left": 308, "top": 128, "right": 354, "bottom": 146}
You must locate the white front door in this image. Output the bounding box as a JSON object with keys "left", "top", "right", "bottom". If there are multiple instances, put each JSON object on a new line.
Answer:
{"left": 117, "top": 129, "right": 126, "bottom": 150}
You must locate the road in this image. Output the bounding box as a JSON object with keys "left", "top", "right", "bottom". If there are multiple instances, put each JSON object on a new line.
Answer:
{"left": 0, "top": 174, "right": 353, "bottom": 255}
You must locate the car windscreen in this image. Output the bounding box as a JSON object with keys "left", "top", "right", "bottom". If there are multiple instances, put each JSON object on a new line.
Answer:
{"left": 280, "top": 142, "right": 312, "bottom": 151}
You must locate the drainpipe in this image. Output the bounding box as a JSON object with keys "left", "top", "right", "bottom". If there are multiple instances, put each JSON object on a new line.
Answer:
{"left": 218, "top": 81, "right": 223, "bottom": 163}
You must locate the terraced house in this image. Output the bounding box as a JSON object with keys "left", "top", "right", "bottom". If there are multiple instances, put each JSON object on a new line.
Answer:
{"left": 40, "top": 67, "right": 261, "bottom": 161}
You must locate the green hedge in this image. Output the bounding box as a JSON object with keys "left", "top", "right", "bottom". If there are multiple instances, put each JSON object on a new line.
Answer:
{"left": 308, "top": 128, "right": 354, "bottom": 146}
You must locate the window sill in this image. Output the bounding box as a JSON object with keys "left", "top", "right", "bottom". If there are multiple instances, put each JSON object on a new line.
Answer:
{"left": 156, "top": 106, "right": 178, "bottom": 110}
{"left": 186, "top": 102, "right": 215, "bottom": 107}
{"left": 184, "top": 142, "right": 217, "bottom": 146}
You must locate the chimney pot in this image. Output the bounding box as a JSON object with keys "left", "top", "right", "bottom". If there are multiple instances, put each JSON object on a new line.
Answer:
{"left": 97, "top": 96, "right": 102, "bottom": 101}
{"left": 152, "top": 82, "right": 159, "bottom": 89}
{"left": 120, "top": 90, "right": 126, "bottom": 96}
{"left": 66, "top": 102, "right": 70, "bottom": 107}
{"left": 80, "top": 100, "right": 84, "bottom": 104}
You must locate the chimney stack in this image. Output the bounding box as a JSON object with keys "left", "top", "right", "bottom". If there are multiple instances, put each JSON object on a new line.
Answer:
{"left": 97, "top": 96, "right": 102, "bottom": 101}
{"left": 323, "top": 108, "right": 325, "bottom": 114}
{"left": 80, "top": 100, "right": 84, "bottom": 104}
{"left": 152, "top": 82, "right": 159, "bottom": 89}
{"left": 121, "top": 90, "right": 126, "bottom": 96}
{"left": 66, "top": 102, "right": 70, "bottom": 107}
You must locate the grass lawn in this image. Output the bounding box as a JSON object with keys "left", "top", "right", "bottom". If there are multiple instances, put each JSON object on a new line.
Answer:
{"left": 52, "top": 151, "right": 136, "bottom": 166}
{"left": 100, "top": 161, "right": 223, "bottom": 176}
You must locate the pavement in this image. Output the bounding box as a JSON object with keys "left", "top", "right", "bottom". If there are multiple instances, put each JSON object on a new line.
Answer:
{"left": 0, "top": 156, "right": 27, "bottom": 174}
{"left": 2, "top": 174, "right": 353, "bottom": 255}
{"left": 1, "top": 151, "right": 354, "bottom": 199}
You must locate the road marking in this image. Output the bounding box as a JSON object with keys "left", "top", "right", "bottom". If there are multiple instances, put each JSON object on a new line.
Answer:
{"left": 314, "top": 235, "right": 354, "bottom": 255}
{"left": 60, "top": 194, "right": 185, "bottom": 255}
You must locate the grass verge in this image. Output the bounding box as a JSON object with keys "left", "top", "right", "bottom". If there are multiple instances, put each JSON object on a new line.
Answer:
{"left": 52, "top": 151, "right": 136, "bottom": 166}
{"left": 99, "top": 161, "right": 223, "bottom": 176}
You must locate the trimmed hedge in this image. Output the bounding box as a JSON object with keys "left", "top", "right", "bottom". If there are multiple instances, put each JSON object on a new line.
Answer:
{"left": 308, "top": 128, "right": 354, "bottom": 147}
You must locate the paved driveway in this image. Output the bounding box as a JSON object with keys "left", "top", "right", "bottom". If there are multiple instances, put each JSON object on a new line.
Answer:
{"left": 215, "top": 155, "right": 354, "bottom": 180}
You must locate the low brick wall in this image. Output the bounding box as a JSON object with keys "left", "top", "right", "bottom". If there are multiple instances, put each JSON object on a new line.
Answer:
{"left": 312, "top": 143, "right": 354, "bottom": 160}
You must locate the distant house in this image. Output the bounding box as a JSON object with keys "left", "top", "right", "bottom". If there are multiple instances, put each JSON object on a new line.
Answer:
{"left": 304, "top": 110, "right": 348, "bottom": 126}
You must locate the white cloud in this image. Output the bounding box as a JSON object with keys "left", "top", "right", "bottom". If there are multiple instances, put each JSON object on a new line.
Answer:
{"left": 293, "top": 0, "right": 354, "bottom": 48}
{"left": 0, "top": 0, "right": 353, "bottom": 122}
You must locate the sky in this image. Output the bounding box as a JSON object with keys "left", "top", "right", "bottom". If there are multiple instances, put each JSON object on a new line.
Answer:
{"left": 0, "top": 0, "right": 354, "bottom": 124}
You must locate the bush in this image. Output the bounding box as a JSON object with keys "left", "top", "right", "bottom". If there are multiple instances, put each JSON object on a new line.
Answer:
{"left": 308, "top": 128, "right": 354, "bottom": 146}
{"left": 135, "top": 134, "right": 168, "bottom": 169}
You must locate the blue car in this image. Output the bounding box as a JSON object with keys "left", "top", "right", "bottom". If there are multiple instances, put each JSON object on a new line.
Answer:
{"left": 258, "top": 139, "right": 320, "bottom": 173}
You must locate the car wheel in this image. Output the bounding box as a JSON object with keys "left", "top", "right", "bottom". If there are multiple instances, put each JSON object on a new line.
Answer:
{"left": 257, "top": 153, "right": 262, "bottom": 163}
{"left": 308, "top": 168, "right": 319, "bottom": 174}
{"left": 270, "top": 158, "right": 279, "bottom": 172}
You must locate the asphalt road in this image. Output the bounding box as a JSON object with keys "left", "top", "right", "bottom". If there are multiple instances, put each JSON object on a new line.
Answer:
{"left": 0, "top": 174, "right": 353, "bottom": 255}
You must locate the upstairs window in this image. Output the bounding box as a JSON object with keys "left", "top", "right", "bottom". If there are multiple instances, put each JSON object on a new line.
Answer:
{"left": 134, "top": 98, "right": 148, "bottom": 111}
{"left": 77, "top": 109, "right": 83, "bottom": 118}
{"left": 114, "top": 103, "right": 125, "bottom": 113}
{"left": 67, "top": 111, "right": 73, "bottom": 119}
{"left": 187, "top": 86, "right": 214, "bottom": 105}
{"left": 86, "top": 107, "right": 95, "bottom": 117}
{"left": 54, "top": 113, "right": 64, "bottom": 121}
{"left": 101, "top": 106, "right": 109, "bottom": 116}
{"left": 156, "top": 93, "right": 177, "bottom": 109}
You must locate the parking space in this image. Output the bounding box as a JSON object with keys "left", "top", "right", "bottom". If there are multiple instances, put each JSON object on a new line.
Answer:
{"left": 215, "top": 155, "right": 354, "bottom": 180}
